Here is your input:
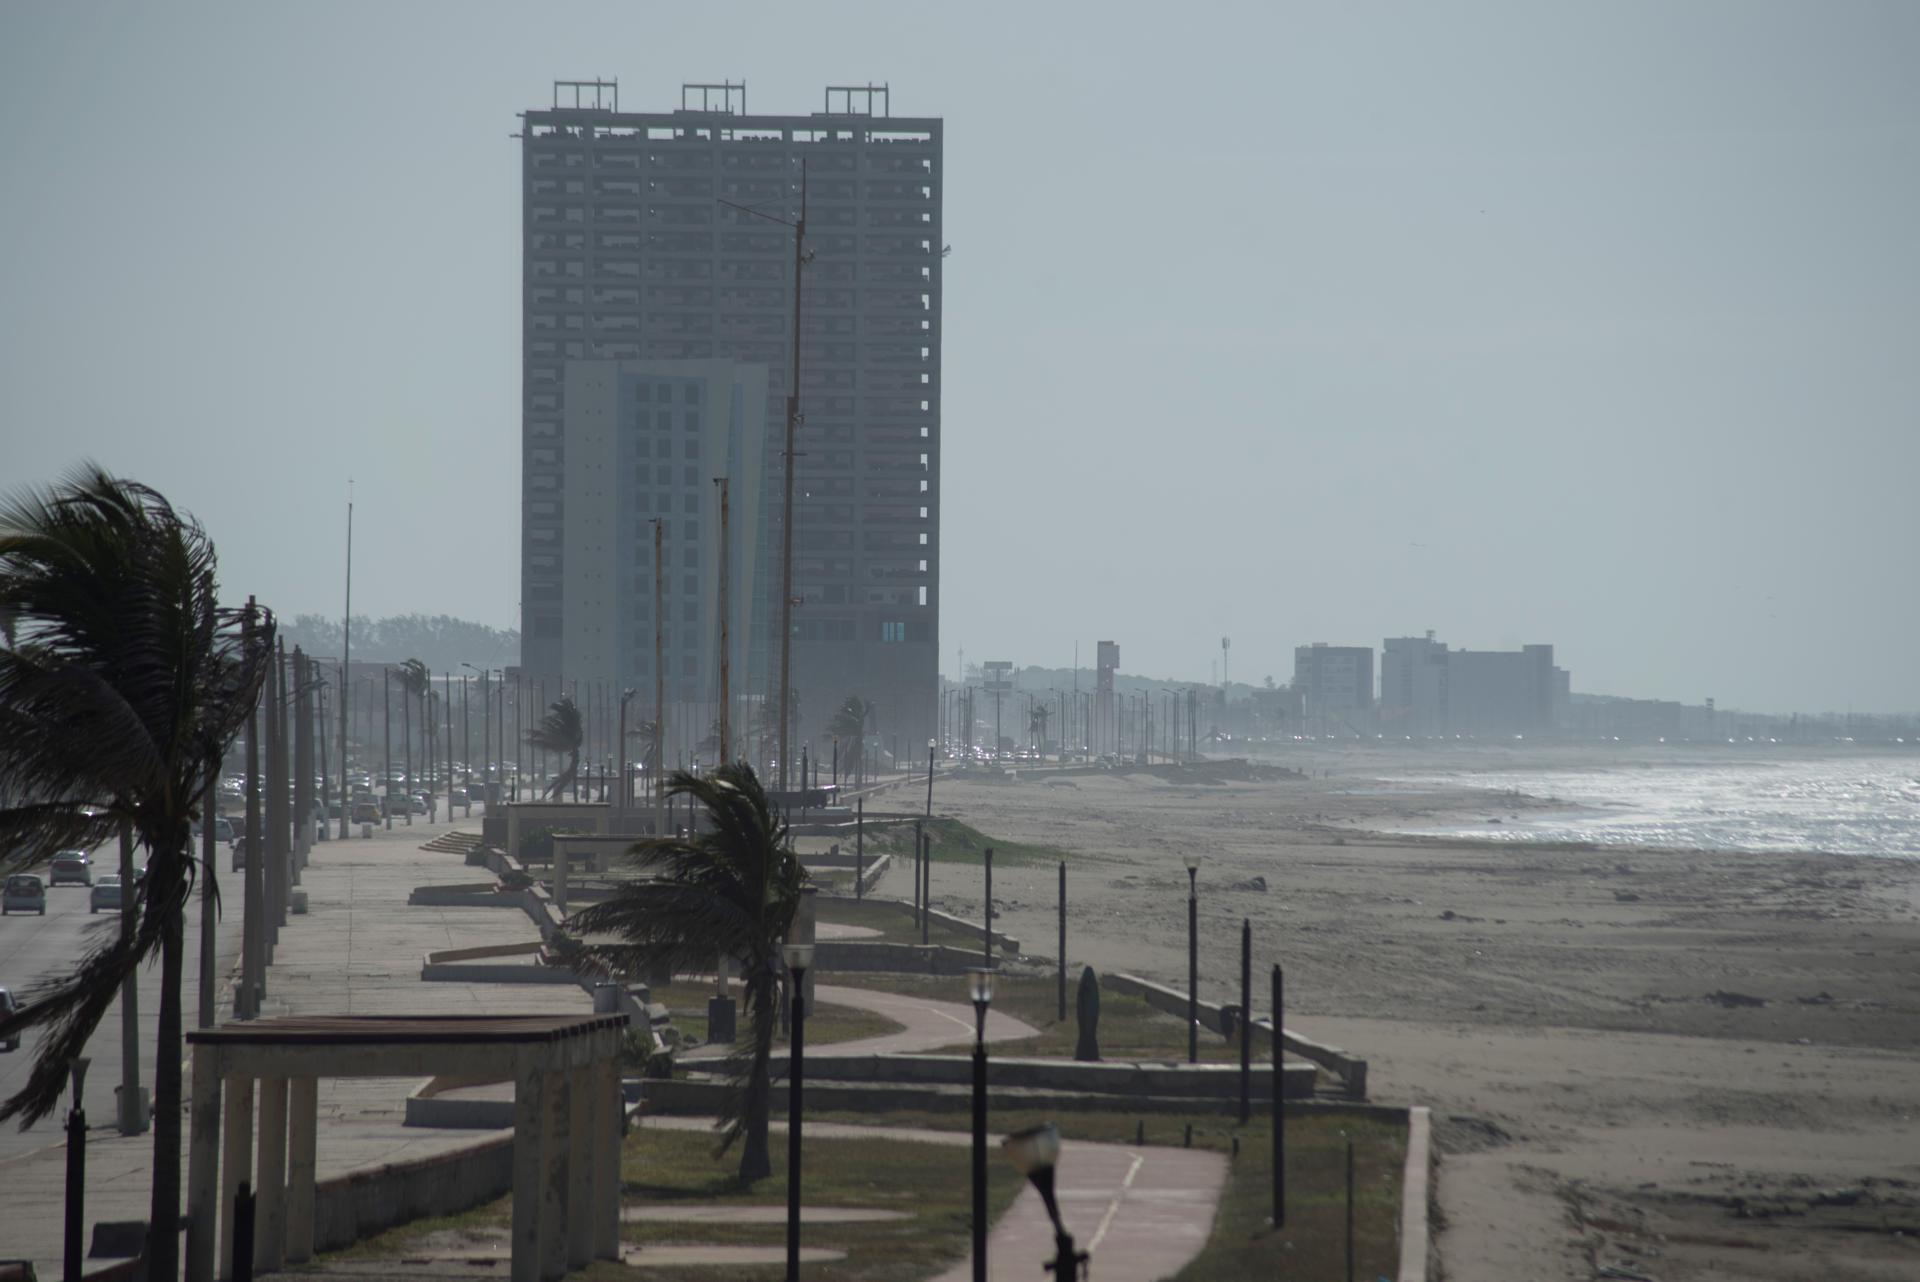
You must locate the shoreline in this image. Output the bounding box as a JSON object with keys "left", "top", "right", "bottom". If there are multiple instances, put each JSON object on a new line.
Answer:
{"left": 912, "top": 753, "right": 1920, "bottom": 1281}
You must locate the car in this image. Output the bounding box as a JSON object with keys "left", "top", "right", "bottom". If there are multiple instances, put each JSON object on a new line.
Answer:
{"left": 351, "top": 801, "right": 382, "bottom": 825}
{"left": 49, "top": 850, "right": 92, "bottom": 886}
{"left": 408, "top": 793, "right": 430, "bottom": 815}
{"left": 1, "top": 985, "right": 18, "bottom": 1051}
{"left": 90, "top": 874, "right": 124, "bottom": 914}
{"left": 448, "top": 787, "right": 469, "bottom": 806}
{"left": 3, "top": 874, "right": 47, "bottom": 915}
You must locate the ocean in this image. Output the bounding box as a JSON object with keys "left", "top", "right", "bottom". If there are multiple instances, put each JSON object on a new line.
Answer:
{"left": 1380, "top": 753, "right": 1920, "bottom": 858}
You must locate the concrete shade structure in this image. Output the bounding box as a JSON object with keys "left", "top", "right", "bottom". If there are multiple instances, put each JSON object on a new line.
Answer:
{"left": 184, "top": 1014, "right": 627, "bottom": 1282}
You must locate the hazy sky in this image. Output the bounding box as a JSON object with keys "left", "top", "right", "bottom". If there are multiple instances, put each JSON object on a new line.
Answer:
{"left": 3, "top": 2, "right": 1915, "bottom": 712}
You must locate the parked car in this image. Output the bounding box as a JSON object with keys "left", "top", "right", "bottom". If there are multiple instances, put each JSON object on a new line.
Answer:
{"left": 90, "top": 874, "right": 124, "bottom": 914}
{"left": 408, "top": 793, "right": 430, "bottom": 815}
{"left": 351, "top": 801, "right": 382, "bottom": 825}
{"left": 1, "top": 985, "right": 18, "bottom": 1051}
{"left": 49, "top": 850, "right": 92, "bottom": 886}
{"left": 448, "top": 787, "right": 469, "bottom": 806}
{"left": 3, "top": 874, "right": 47, "bottom": 915}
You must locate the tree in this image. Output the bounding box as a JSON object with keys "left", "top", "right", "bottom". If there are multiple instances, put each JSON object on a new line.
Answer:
{"left": 398, "top": 658, "right": 430, "bottom": 806}
{"left": 827, "top": 694, "right": 873, "bottom": 787}
{"left": 1029, "top": 704, "right": 1052, "bottom": 753}
{"left": 569, "top": 762, "right": 805, "bottom": 1182}
{"left": 0, "top": 465, "right": 272, "bottom": 1282}
{"left": 527, "top": 694, "right": 583, "bottom": 800}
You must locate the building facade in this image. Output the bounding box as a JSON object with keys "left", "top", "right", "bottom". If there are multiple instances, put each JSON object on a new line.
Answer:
{"left": 520, "top": 80, "right": 943, "bottom": 760}
{"left": 1379, "top": 633, "right": 1558, "bottom": 736}
{"left": 561, "top": 358, "right": 770, "bottom": 767}
{"left": 1292, "top": 643, "right": 1374, "bottom": 731}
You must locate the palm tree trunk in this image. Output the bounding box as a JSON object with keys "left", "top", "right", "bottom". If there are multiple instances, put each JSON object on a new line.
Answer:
{"left": 737, "top": 970, "right": 774, "bottom": 1183}
{"left": 149, "top": 899, "right": 186, "bottom": 1282}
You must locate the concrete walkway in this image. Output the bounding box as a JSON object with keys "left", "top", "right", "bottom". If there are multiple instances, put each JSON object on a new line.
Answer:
{"left": 5, "top": 811, "right": 584, "bottom": 1279}
{"left": 641, "top": 1115, "right": 1227, "bottom": 1282}
{"left": 680, "top": 981, "right": 1041, "bottom": 1061}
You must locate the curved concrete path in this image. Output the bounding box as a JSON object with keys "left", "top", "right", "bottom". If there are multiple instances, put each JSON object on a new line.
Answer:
{"left": 640, "top": 1116, "right": 1226, "bottom": 1282}
{"left": 681, "top": 981, "right": 1041, "bottom": 1060}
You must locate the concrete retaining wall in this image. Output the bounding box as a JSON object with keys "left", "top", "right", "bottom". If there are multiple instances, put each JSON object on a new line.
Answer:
{"left": 406, "top": 884, "right": 528, "bottom": 908}
{"left": 1100, "top": 972, "right": 1368, "bottom": 1099}
{"left": 311, "top": 1132, "right": 514, "bottom": 1253}
{"left": 640, "top": 1076, "right": 1299, "bottom": 1119}
{"left": 811, "top": 940, "right": 989, "bottom": 976}
{"left": 683, "top": 1051, "right": 1315, "bottom": 1100}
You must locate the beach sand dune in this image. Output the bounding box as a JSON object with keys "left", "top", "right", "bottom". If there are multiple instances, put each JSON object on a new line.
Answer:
{"left": 912, "top": 750, "right": 1920, "bottom": 1281}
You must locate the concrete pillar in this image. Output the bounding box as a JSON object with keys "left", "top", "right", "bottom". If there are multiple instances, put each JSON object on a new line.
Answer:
{"left": 566, "top": 1066, "right": 592, "bottom": 1268}
{"left": 286, "top": 1077, "right": 318, "bottom": 1263}
{"left": 219, "top": 1076, "right": 254, "bottom": 1282}
{"left": 255, "top": 1076, "right": 287, "bottom": 1273}
{"left": 555, "top": 842, "right": 568, "bottom": 912}
{"left": 593, "top": 1056, "right": 621, "bottom": 1260}
{"left": 511, "top": 1067, "right": 547, "bottom": 1282}
{"left": 186, "top": 1048, "right": 222, "bottom": 1282}
{"left": 541, "top": 1069, "right": 569, "bottom": 1281}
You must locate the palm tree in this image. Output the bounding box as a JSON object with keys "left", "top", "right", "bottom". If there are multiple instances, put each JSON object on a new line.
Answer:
{"left": 1029, "top": 704, "right": 1052, "bottom": 755}
{"left": 527, "top": 694, "right": 584, "bottom": 800}
{"left": 0, "top": 465, "right": 272, "bottom": 1282}
{"left": 827, "top": 694, "right": 873, "bottom": 787}
{"left": 570, "top": 761, "right": 805, "bottom": 1181}
{"left": 398, "top": 658, "right": 430, "bottom": 809}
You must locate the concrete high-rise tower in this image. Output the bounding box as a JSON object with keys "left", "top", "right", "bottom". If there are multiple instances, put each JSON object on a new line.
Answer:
{"left": 519, "top": 80, "right": 943, "bottom": 761}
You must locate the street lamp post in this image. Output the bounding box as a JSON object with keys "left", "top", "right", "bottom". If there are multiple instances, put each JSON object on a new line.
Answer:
{"left": 64, "top": 1058, "right": 90, "bottom": 1282}
{"left": 1185, "top": 851, "right": 1203, "bottom": 1063}
{"left": 966, "top": 968, "right": 995, "bottom": 1282}
{"left": 925, "top": 737, "right": 936, "bottom": 817}
{"left": 782, "top": 941, "right": 814, "bottom": 1282}
{"left": 618, "top": 687, "right": 637, "bottom": 816}
{"left": 1000, "top": 1123, "right": 1087, "bottom": 1281}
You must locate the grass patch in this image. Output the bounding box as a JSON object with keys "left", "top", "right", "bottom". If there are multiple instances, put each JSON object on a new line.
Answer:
{"left": 652, "top": 980, "right": 906, "bottom": 1050}
{"left": 862, "top": 816, "right": 1079, "bottom": 869}
{"left": 616, "top": 1123, "right": 1025, "bottom": 1280}
{"left": 814, "top": 894, "right": 984, "bottom": 950}
{"left": 830, "top": 971, "right": 1270, "bottom": 1065}
{"left": 803, "top": 1108, "right": 1406, "bottom": 1282}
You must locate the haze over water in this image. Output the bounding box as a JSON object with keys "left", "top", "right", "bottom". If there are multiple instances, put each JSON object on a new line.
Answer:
{"left": 1386, "top": 754, "right": 1920, "bottom": 858}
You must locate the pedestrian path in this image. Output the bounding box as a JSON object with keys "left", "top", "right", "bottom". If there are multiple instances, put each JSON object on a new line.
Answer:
{"left": 679, "top": 980, "right": 1040, "bottom": 1061}
{"left": 639, "top": 1115, "right": 1227, "bottom": 1282}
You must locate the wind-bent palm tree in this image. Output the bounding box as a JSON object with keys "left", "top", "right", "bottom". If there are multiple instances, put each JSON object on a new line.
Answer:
{"left": 569, "top": 762, "right": 805, "bottom": 1182}
{"left": 1029, "top": 704, "right": 1052, "bottom": 755}
{"left": 527, "top": 694, "right": 584, "bottom": 800}
{"left": 0, "top": 465, "right": 272, "bottom": 1282}
{"left": 398, "top": 658, "right": 430, "bottom": 808}
{"left": 827, "top": 694, "right": 873, "bottom": 787}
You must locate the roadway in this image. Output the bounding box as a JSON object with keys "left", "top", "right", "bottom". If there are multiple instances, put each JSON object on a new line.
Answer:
{"left": 1, "top": 840, "right": 248, "bottom": 1166}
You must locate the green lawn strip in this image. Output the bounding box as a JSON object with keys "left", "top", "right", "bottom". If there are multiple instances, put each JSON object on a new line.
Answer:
{"left": 813, "top": 894, "right": 983, "bottom": 950}
{"left": 651, "top": 980, "right": 906, "bottom": 1049}
{"left": 861, "top": 816, "right": 1087, "bottom": 869}
{"left": 802, "top": 1108, "right": 1407, "bottom": 1282}
{"left": 829, "top": 971, "right": 1276, "bottom": 1066}
{"left": 618, "top": 1124, "right": 1024, "bottom": 1281}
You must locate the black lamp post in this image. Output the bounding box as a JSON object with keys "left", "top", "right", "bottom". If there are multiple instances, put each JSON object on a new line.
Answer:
{"left": 1001, "top": 1122, "right": 1087, "bottom": 1281}
{"left": 1184, "top": 851, "right": 1203, "bottom": 1063}
{"left": 925, "top": 736, "right": 937, "bottom": 817}
{"left": 782, "top": 941, "right": 813, "bottom": 1282}
{"left": 966, "top": 967, "right": 995, "bottom": 1282}
{"left": 64, "top": 1057, "right": 91, "bottom": 1282}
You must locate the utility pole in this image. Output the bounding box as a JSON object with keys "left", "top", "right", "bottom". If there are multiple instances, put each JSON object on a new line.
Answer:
{"left": 383, "top": 667, "right": 393, "bottom": 830}
{"left": 337, "top": 485, "right": 352, "bottom": 840}
{"left": 714, "top": 475, "right": 731, "bottom": 765}
{"left": 721, "top": 163, "right": 807, "bottom": 791}
{"left": 652, "top": 517, "right": 665, "bottom": 834}
{"left": 239, "top": 600, "right": 264, "bottom": 1019}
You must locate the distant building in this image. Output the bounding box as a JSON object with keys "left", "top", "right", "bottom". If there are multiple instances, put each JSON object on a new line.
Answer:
{"left": 519, "top": 79, "right": 943, "bottom": 756}
{"left": 1379, "top": 633, "right": 1557, "bottom": 736}
{"left": 1292, "top": 643, "right": 1374, "bottom": 732}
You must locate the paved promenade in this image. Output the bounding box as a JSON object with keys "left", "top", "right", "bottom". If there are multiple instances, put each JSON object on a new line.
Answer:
{"left": 4, "top": 811, "right": 587, "bottom": 1278}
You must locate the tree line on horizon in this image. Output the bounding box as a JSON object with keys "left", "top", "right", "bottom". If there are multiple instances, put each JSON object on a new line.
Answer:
{"left": 280, "top": 612, "right": 519, "bottom": 671}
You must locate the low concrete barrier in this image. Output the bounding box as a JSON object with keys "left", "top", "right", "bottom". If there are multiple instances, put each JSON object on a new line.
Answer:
{"left": 406, "top": 884, "right": 526, "bottom": 908}
{"left": 640, "top": 1076, "right": 1302, "bottom": 1119}
{"left": 420, "top": 940, "right": 581, "bottom": 985}
{"left": 1101, "top": 972, "right": 1368, "bottom": 1099}
{"left": 811, "top": 940, "right": 989, "bottom": 976}
{"left": 683, "top": 1051, "right": 1316, "bottom": 1100}
{"left": 312, "top": 1133, "right": 514, "bottom": 1253}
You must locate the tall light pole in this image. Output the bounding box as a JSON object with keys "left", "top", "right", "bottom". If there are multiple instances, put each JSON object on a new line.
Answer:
{"left": 651, "top": 517, "right": 665, "bottom": 834}
{"left": 720, "top": 165, "right": 808, "bottom": 791}
{"left": 1185, "top": 851, "right": 1203, "bottom": 1063}
{"left": 782, "top": 941, "right": 814, "bottom": 1282}
{"left": 338, "top": 485, "right": 353, "bottom": 840}
{"left": 618, "top": 687, "right": 637, "bottom": 815}
{"left": 966, "top": 967, "right": 995, "bottom": 1282}
{"left": 713, "top": 475, "right": 731, "bottom": 765}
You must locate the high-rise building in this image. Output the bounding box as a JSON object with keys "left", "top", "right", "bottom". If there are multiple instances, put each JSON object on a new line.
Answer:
{"left": 1379, "top": 633, "right": 1557, "bottom": 736}
{"left": 520, "top": 80, "right": 942, "bottom": 761}
{"left": 1292, "top": 643, "right": 1374, "bottom": 732}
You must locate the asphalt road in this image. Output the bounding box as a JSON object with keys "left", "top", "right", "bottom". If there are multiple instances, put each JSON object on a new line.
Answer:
{"left": 0, "top": 842, "right": 248, "bottom": 1164}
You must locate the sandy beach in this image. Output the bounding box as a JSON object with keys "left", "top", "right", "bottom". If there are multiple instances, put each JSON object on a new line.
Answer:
{"left": 912, "top": 746, "right": 1920, "bottom": 1281}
